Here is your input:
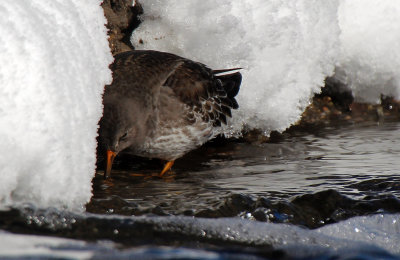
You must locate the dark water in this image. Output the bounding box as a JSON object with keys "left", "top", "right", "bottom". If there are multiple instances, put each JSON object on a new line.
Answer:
{"left": 89, "top": 121, "right": 400, "bottom": 220}
{"left": 1, "top": 121, "right": 400, "bottom": 259}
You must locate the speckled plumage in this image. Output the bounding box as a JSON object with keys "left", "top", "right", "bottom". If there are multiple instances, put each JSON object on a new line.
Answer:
{"left": 98, "top": 50, "right": 241, "bottom": 176}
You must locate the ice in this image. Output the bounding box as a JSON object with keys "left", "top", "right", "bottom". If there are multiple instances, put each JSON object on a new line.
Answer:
{"left": 132, "top": 0, "right": 340, "bottom": 134}
{"left": 1, "top": 210, "right": 398, "bottom": 258}
{"left": 317, "top": 214, "right": 400, "bottom": 255}
{"left": 336, "top": 1, "right": 400, "bottom": 103}
{"left": 0, "top": 1, "right": 113, "bottom": 210}
{"left": 0, "top": 231, "right": 93, "bottom": 259}
{"left": 141, "top": 213, "right": 400, "bottom": 257}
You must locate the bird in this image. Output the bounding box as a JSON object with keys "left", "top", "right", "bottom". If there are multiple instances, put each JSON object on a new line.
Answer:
{"left": 98, "top": 50, "right": 242, "bottom": 178}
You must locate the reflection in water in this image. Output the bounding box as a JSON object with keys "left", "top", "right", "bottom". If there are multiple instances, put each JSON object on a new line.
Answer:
{"left": 90, "top": 121, "right": 400, "bottom": 216}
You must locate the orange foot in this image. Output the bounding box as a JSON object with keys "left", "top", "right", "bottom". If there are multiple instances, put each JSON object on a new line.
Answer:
{"left": 129, "top": 161, "right": 175, "bottom": 179}
{"left": 159, "top": 161, "right": 174, "bottom": 177}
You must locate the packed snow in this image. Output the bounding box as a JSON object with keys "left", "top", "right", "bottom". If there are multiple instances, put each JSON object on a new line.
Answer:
{"left": 132, "top": 0, "right": 400, "bottom": 134}
{"left": 132, "top": 0, "right": 340, "bottom": 133}
{"left": 336, "top": 0, "right": 400, "bottom": 103}
{"left": 0, "top": 0, "right": 112, "bottom": 210}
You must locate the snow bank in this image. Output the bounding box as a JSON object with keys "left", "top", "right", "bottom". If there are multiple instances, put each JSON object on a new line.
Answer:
{"left": 0, "top": 0, "right": 113, "bottom": 210}
{"left": 132, "top": 0, "right": 400, "bottom": 132}
{"left": 132, "top": 0, "right": 340, "bottom": 134}
{"left": 336, "top": 0, "right": 400, "bottom": 103}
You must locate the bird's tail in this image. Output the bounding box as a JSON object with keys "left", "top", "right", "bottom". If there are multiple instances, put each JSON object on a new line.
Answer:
{"left": 214, "top": 69, "right": 242, "bottom": 109}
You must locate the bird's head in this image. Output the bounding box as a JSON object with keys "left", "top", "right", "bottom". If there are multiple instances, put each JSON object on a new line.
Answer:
{"left": 99, "top": 96, "right": 149, "bottom": 178}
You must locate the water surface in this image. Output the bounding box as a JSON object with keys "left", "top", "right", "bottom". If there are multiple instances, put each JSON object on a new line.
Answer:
{"left": 89, "top": 121, "right": 400, "bottom": 219}
{"left": 2, "top": 121, "right": 400, "bottom": 259}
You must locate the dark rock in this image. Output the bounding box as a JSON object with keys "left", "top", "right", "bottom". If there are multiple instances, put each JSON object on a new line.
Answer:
{"left": 102, "top": 0, "right": 143, "bottom": 55}
{"left": 196, "top": 194, "right": 256, "bottom": 218}
{"left": 252, "top": 207, "right": 268, "bottom": 221}
{"left": 188, "top": 190, "right": 400, "bottom": 229}
{"left": 290, "top": 189, "right": 354, "bottom": 227}
{"left": 320, "top": 76, "right": 354, "bottom": 112}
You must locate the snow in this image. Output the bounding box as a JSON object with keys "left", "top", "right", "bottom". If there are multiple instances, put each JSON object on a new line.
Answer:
{"left": 317, "top": 214, "right": 400, "bottom": 256}
{"left": 336, "top": 0, "right": 400, "bottom": 103}
{"left": 0, "top": 0, "right": 113, "bottom": 210}
{"left": 0, "top": 231, "right": 93, "bottom": 259}
{"left": 131, "top": 0, "right": 341, "bottom": 134}
{"left": 132, "top": 0, "right": 400, "bottom": 133}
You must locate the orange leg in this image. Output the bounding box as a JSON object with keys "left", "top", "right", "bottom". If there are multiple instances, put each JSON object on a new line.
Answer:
{"left": 159, "top": 161, "right": 174, "bottom": 177}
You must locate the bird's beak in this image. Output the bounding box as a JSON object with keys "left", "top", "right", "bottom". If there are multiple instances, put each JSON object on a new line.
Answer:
{"left": 104, "top": 149, "right": 117, "bottom": 179}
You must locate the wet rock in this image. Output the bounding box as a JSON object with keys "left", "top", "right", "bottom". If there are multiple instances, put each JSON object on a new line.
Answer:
{"left": 280, "top": 190, "right": 400, "bottom": 228}
{"left": 252, "top": 207, "right": 269, "bottom": 221}
{"left": 102, "top": 0, "right": 142, "bottom": 55}
{"left": 3, "top": 189, "right": 400, "bottom": 254}
{"left": 349, "top": 178, "right": 400, "bottom": 193}
{"left": 296, "top": 84, "right": 400, "bottom": 130}
{"left": 241, "top": 128, "right": 270, "bottom": 144}
{"left": 151, "top": 206, "right": 169, "bottom": 216}
{"left": 183, "top": 190, "right": 400, "bottom": 229}
{"left": 0, "top": 207, "right": 281, "bottom": 253}
{"left": 320, "top": 76, "right": 354, "bottom": 112}
{"left": 289, "top": 189, "right": 354, "bottom": 228}
{"left": 196, "top": 194, "right": 256, "bottom": 218}
{"left": 86, "top": 195, "right": 136, "bottom": 216}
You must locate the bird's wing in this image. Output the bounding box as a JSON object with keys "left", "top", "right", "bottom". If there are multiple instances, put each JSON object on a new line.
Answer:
{"left": 107, "top": 50, "right": 241, "bottom": 127}
{"left": 163, "top": 60, "right": 242, "bottom": 126}
{"left": 107, "top": 50, "right": 183, "bottom": 98}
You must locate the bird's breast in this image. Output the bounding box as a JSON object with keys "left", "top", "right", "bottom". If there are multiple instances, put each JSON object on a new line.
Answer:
{"left": 135, "top": 119, "right": 214, "bottom": 161}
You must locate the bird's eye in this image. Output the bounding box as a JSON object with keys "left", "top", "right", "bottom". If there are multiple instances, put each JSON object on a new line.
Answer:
{"left": 119, "top": 132, "right": 128, "bottom": 141}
